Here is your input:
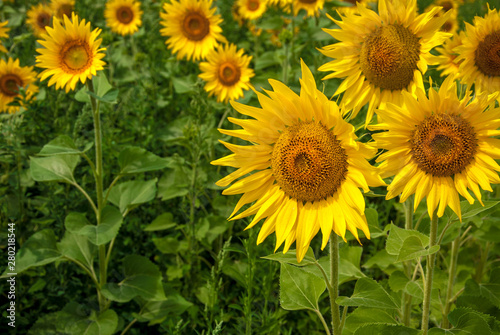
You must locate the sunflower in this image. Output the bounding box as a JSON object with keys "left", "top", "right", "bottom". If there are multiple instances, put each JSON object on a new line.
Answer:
{"left": 424, "top": 2, "right": 459, "bottom": 35}
{"left": 26, "top": 4, "right": 54, "bottom": 37}
{"left": 0, "top": 58, "right": 39, "bottom": 114}
{"left": 371, "top": 76, "right": 500, "bottom": 219}
{"left": 199, "top": 43, "right": 254, "bottom": 103}
{"left": 454, "top": 6, "right": 500, "bottom": 99}
{"left": 436, "top": 31, "right": 464, "bottom": 78}
{"left": 50, "top": 0, "right": 75, "bottom": 19}
{"left": 334, "top": 0, "right": 376, "bottom": 15}
{"left": 212, "top": 60, "right": 385, "bottom": 262}
{"left": 105, "top": 0, "right": 143, "bottom": 36}
{"left": 0, "top": 21, "right": 10, "bottom": 53}
{"left": 319, "top": 0, "right": 451, "bottom": 125}
{"left": 238, "top": 0, "right": 267, "bottom": 20}
{"left": 293, "top": 0, "right": 324, "bottom": 17}
{"left": 36, "top": 13, "right": 106, "bottom": 93}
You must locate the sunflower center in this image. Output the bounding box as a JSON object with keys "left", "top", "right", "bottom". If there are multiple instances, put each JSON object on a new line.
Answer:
{"left": 360, "top": 24, "right": 421, "bottom": 91}
{"left": 247, "top": 0, "right": 260, "bottom": 11}
{"left": 440, "top": 1, "right": 453, "bottom": 11}
{"left": 475, "top": 30, "right": 500, "bottom": 77}
{"left": 37, "top": 12, "right": 51, "bottom": 29}
{"left": 410, "top": 114, "right": 477, "bottom": 177}
{"left": 116, "top": 6, "right": 134, "bottom": 24}
{"left": 60, "top": 40, "right": 92, "bottom": 73}
{"left": 0, "top": 74, "right": 23, "bottom": 97}
{"left": 271, "top": 121, "right": 348, "bottom": 202}
{"left": 182, "top": 11, "right": 209, "bottom": 41}
{"left": 58, "top": 4, "right": 73, "bottom": 18}
{"left": 441, "top": 21, "right": 452, "bottom": 32}
{"left": 218, "top": 62, "right": 241, "bottom": 86}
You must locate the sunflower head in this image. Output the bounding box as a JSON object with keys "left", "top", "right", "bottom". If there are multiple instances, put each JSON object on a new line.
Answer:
{"left": 0, "top": 21, "right": 10, "bottom": 53}
{"left": 436, "top": 31, "right": 465, "bottom": 78}
{"left": 238, "top": 0, "right": 267, "bottom": 20}
{"left": 293, "top": 0, "right": 325, "bottom": 17}
{"left": 50, "top": 0, "right": 75, "bottom": 19}
{"left": 212, "top": 60, "right": 384, "bottom": 262}
{"left": 27, "top": 4, "right": 53, "bottom": 37}
{"left": 36, "top": 12, "right": 106, "bottom": 93}
{"left": 105, "top": 0, "right": 143, "bottom": 36}
{"left": 0, "top": 58, "right": 39, "bottom": 114}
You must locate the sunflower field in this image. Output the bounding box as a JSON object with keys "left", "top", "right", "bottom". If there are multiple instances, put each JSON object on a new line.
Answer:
{"left": 1, "top": 0, "right": 500, "bottom": 334}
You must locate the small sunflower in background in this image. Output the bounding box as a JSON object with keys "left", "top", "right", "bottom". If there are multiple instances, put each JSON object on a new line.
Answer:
{"left": 50, "top": 0, "right": 75, "bottom": 19}
{"left": 26, "top": 4, "right": 53, "bottom": 37}
{"left": 36, "top": 13, "right": 106, "bottom": 93}
{"left": 454, "top": 6, "right": 500, "bottom": 99}
{"left": 105, "top": 0, "right": 143, "bottom": 36}
{"left": 424, "top": 0, "right": 460, "bottom": 35}
{"left": 237, "top": 0, "right": 267, "bottom": 21}
{"left": 212, "top": 60, "right": 385, "bottom": 262}
{"left": 199, "top": 43, "right": 254, "bottom": 103}
{"left": 371, "top": 76, "right": 500, "bottom": 219}
{"left": 436, "top": 32, "right": 464, "bottom": 78}
{"left": 0, "top": 21, "right": 10, "bottom": 53}
{"left": 293, "top": 0, "right": 324, "bottom": 17}
{"left": 160, "top": 0, "right": 226, "bottom": 61}
{"left": 0, "top": 58, "right": 38, "bottom": 114}
{"left": 334, "top": 0, "right": 375, "bottom": 15}
{"left": 319, "top": 0, "right": 451, "bottom": 125}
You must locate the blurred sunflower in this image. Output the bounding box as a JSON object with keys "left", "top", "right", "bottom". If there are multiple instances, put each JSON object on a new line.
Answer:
{"left": 36, "top": 13, "right": 106, "bottom": 93}
{"left": 436, "top": 32, "right": 464, "bottom": 78}
{"left": 293, "top": 0, "right": 324, "bottom": 17}
{"left": 199, "top": 43, "right": 254, "bottom": 103}
{"left": 212, "top": 60, "right": 385, "bottom": 262}
{"left": 0, "top": 58, "right": 38, "bottom": 114}
{"left": 160, "top": 0, "right": 226, "bottom": 61}
{"left": 335, "top": 0, "right": 375, "bottom": 15}
{"left": 238, "top": 0, "right": 267, "bottom": 20}
{"left": 319, "top": 0, "right": 451, "bottom": 125}
{"left": 105, "top": 0, "right": 143, "bottom": 36}
{"left": 424, "top": 1, "right": 459, "bottom": 35}
{"left": 371, "top": 76, "right": 500, "bottom": 219}
{"left": 50, "top": 0, "right": 75, "bottom": 19}
{"left": 454, "top": 6, "right": 500, "bottom": 98}
{"left": 26, "top": 4, "right": 53, "bottom": 37}
{"left": 0, "top": 21, "right": 10, "bottom": 53}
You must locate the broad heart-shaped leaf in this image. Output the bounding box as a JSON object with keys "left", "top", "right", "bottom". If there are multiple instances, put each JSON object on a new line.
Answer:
{"left": 57, "top": 230, "right": 96, "bottom": 270}
{"left": 396, "top": 235, "right": 440, "bottom": 262}
{"left": 30, "top": 155, "right": 79, "bottom": 183}
{"left": 354, "top": 324, "right": 420, "bottom": 335}
{"left": 118, "top": 147, "right": 169, "bottom": 175}
{"left": 463, "top": 269, "right": 500, "bottom": 308}
{"left": 3, "top": 229, "right": 61, "bottom": 275}
{"left": 343, "top": 307, "right": 397, "bottom": 335}
{"left": 279, "top": 263, "right": 326, "bottom": 311}
{"left": 144, "top": 212, "right": 177, "bottom": 231}
{"left": 38, "top": 135, "right": 93, "bottom": 156}
{"left": 262, "top": 248, "right": 317, "bottom": 266}
{"left": 386, "top": 223, "right": 429, "bottom": 256}
{"left": 133, "top": 286, "right": 192, "bottom": 323}
{"left": 65, "top": 207, "right": 123, "bottom": 245}
{"left": 438, "top": 308, "right": 494, "bottom": 335}
{"left": 336, "top": 277, "right": 400, "bottom": 309}
{"left": 107, "top": 179, "right": 157, "bottom": 214}
{"left": 101, "top": 255, "right": 166, "bottom": 303}
{"left": 68, "top": 309, "right": 118, "bottom": 335}
{"left": 446, "top": 200, "right": 500, "bottom": 224}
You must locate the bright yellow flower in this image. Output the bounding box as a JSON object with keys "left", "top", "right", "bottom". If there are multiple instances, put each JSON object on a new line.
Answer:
{"left": 293, "top": 0, "right": 324, "bottom": 17}
{"left": 212, "top": 60, "right": 385, "bottom": 262}
{"left": 199, "top": 43, "right": 254, "bottom": 103}
{"left": 36, "top": 13, "right": 106, "bottom": 93}
{"left": 319, "top": 0, "right": 451, "bottom": 125}
{"left": 50, "top": 0, "right": 75, "bottom": 19}
{"left": 160, "top": 0, "right": 227, "bottom": 61}
{"left": 27, "top": 4, "right": 53, "bottom": 37}
{"left": 436, "top": 31, "right": 464, "bottom": 78}
{"left": 0, "top": 58, "right": 38, "bottom": 114}
{"left": 371, "top": 76, "right": 500, "bottom": 220}
{"left": 105, "top": 0, "right": 143, "bottom": 36}
{"left": 238, "top": 0, "right": 267, "bottom": 20}
{"left": 0, "top": 21, "right": 10, "bottom": 53}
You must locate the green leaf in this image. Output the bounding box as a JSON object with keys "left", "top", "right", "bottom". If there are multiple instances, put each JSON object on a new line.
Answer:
{"left": 343, "top": 308, "right": 397, "bottom": 335}
{"left": 30, "top": 155, "right": 79, "bottom": 183}
{"left": 107, "top": 179, "right": 157, "bottom": 214}
{"left": 363, "top": 249, "right": 399, "bottom": 272}
{"left": 388, "top": 270, "right": 409, "bottom": 292}
{"left": 386, "top": 223, "right": 429, "bottom": 255}
{"left": 68, "top": 309, "right": 118, "bottom": 335}
{"left": 336, "top": 277, "right": 400, "bottom": 309}
{"left": 279, "top": 263, "right": 326, "bottom": 311}
{"left": 354, "top": 324, "right": 421, "bottom": 335}
{"left": 57, "top": 230, "right": 97, "bottom": 270}
{"left": 448, "top": 200, "right": 500, "bottom": 223}
{"left": 144, "top": 212, "right": 176, "bottom": 231}
{"left": 38, "top": 135, "right": 92, "bottom": 156}
{"left": 171, "top": 76, "right": 195, "bottom": 94}
{"left": 101, "top": 255, "right": 166, "bottom": 303}
{"left": 134, "top": 287, "right": 192, "bottom": 323}
{"left": 152, "top": 236, "right": 188, "bottom": 254}
{"left": 445, "top": 308, "right": 493, "bottom": 335}
{"left": 196, "top": 215, "right": 229, "bottom": 244}
{"left": 94, "top": 72, "right": 115, "bottom": 100}
{"left": 464, "top": 269, "right": 500, "bottom": 308}
{"left": 396, "top": 235, "right": 440, "bottom": 262}
{"left": 157, "top": 157, "right": 190, "bottom": 200}
{"left": 262, "top": 248, "right": 317, "bottom": 266}
{"left": 118, "top": 147, "right": 169, "bottom": 175}
{"left": 365, "top": 208, "right": 385, "bottom": 238}
{"left": 65, "top": 207, "right": 123, "bottom": 245}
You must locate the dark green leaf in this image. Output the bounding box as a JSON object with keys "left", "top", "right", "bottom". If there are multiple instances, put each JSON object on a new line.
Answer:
{"left": 134, "top": 287, "right": 192, "bottom": 322}
{"left": 38, "top": 135, "right": 92, "bottom": 156}
{"left": 65, "top": 207, "right": 123, "bottom": 245}
{"left": 107, "top": 179, "right": 157, "bottom": 214}
{"left": 118, "top": 147, "right": 169, "bottom": 175}
{"left": 152, "top": 236, "right": 188, "bottom": 254}
{"left": 144, "top": 212, "right": 176, "bottom": 231}
{"left": 386, "top": 223, "right": 430, "bottom": 255}
{"left": 68, "top": 309, "right": 118, "bottom": 335}
{"left": 279, "top": 263, "right": 326, "bottom": 311}
{"left": 354, "top": 324, "right": 420, "bottom": 335}
{"left": 396, "top": 235, "right": 440, "bottom": 262}
{"left": 336, "top": 277, "right": 400, "bottom": 309}
{"left": 30, "top": 155, "right": 79, "bottom": 183}
{"left": 57, "top": 230, "right": 96, "bottom": 270}
{"left": 343, "top": 308, "right": 397, "bottom": 335}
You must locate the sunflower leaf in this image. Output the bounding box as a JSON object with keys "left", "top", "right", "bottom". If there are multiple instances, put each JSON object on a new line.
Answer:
{"left": 353, "top": 324, "right": 420, "bottom": 335}
{"left": 38, "top": 135, "right": 92, "bottom": 156}
{"left": 396, "top": 235, "right": 440, "bottom": 262}
{"left": 30, "top": 155, "right": 79, "bottom": 184}
{"left": 336, "top": 277, "right": 400, "bottom": 309}
{"left": 386, "top": 223, "right": 430, "bottom": 256}
{"left": 279, "top": 263, "right": 326, "bottom": 311}
{"left": 118, "top": 147, "right": 169, "bottom": 175}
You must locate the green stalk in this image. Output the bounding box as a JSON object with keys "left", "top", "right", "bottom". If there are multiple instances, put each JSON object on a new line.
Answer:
{"left": 442, "top": 225, "right": 461, "bottom": 328}
{"left": 421, "top": 211, "right": 439, "bottom": 334}
{"left": 330, "top": 234, "right": 341, "bottom": 335}
{"left": 402, "top": 195, "right": 414, "bottom": 326}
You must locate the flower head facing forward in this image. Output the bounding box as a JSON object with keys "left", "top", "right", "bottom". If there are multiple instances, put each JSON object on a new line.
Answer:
{"left": 238, "top": 0, "right": 267, "bottom": 20}
{"left": 27, "top": 4, "right": 54, "bottom": 37}
{"left": 50, "top": 0, "right": 75, "bottom": 19}
{"left": 212, "top": 60, "right": 385, "bottom": 262}
{"left": 293, "top": 0, "right": 325, "bottom": 17}
{"left": 105, "top": 0, "right": 143, "bottom": 36}
{"left": 36, "top": 13, "right": 106, "bottom": 93}
{"left": 0, "top": 58, "right": 39, "bottom": 114}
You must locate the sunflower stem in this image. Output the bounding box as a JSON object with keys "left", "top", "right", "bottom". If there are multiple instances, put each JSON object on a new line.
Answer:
{"left": 402, "top": 195, "right": 414, "bottom": 326}
{"left": 421, "top": 210, "right": 439, "bottom": 334}
{"left": 442, "top": 224, "right": 461, "bottom": 328}
{"left": 330, "top": 234, "right": 341, "bottom": 335}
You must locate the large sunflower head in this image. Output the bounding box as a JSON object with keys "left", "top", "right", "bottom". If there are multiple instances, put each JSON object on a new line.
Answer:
{"left": 371, "top": 76, "right": 500, "bottom": 220}
{"left": 0, "top": 58, "right": 39, "bottom": 114}
{"left": 0, "top": 21, "right": 10, "bottom": 53}
{"left": 454, "top": 6, "right": 500, "bottom": 98}
{"left": 436, "top": 31, "right": 465, "bottom": 78}
{"left": 50, "top": 0, "right": 75, "bottom": 20}
{"left": 293, "top": 0, "right": 325, "bottom": 17}
{"left": 237, "top": 0, "right": 267, "bottom": 21}
{"left": 160, "top": 0, "right": 227, "bottom": 61}
{"left": 105, "top": 0, "right": 143, "bottom": 36}
{"left": 27, "top": 4, "right": 54, "bottom": 37}
{"left": 199, "top": 43, "right": 255, "bottom": 103}
{"left": 36, "top": 12, "right": 106, "bottom": 93}
{"left": 212, "top": 60, "right": 385, "bottom": 262}
{"left": 319, "top": 0, "right": 452, "bottom": 125}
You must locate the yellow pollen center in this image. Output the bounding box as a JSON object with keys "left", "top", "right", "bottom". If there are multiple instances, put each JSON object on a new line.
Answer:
{"left": 271, "top": 121, "right": 348, "bottom": 202}
{"left": 360, "top": 24, "right": 421, "bottom": 91}
{"left": 410, "top": 114, "right": 477, "bottom": 177}
{"left": 37, "top": 13, "right": 51, "bottom": 29}
{"left": 247, "top": 0, "right": 260, "bottom": 11}
{"left": 182, "top": 12, "right": 209, "bottom": 41}
{"left": 475, "top": 30, "right": 500, "bottom": 77}
{"left": 61, "top": 40, "right": 92, "bottom": 73}
{"left": 0, "top": 74, "right": 22, "bottom": 97}
{"left": 117, "top": 6, "right": 134, "bottom": 24}
{"left": 218, "top": 62, "right": 241, "bottom": 86}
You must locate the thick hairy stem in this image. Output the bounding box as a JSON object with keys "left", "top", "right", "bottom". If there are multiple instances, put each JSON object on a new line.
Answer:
{"left": 421, "top": 211, "right": 439, "bottom": 334}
